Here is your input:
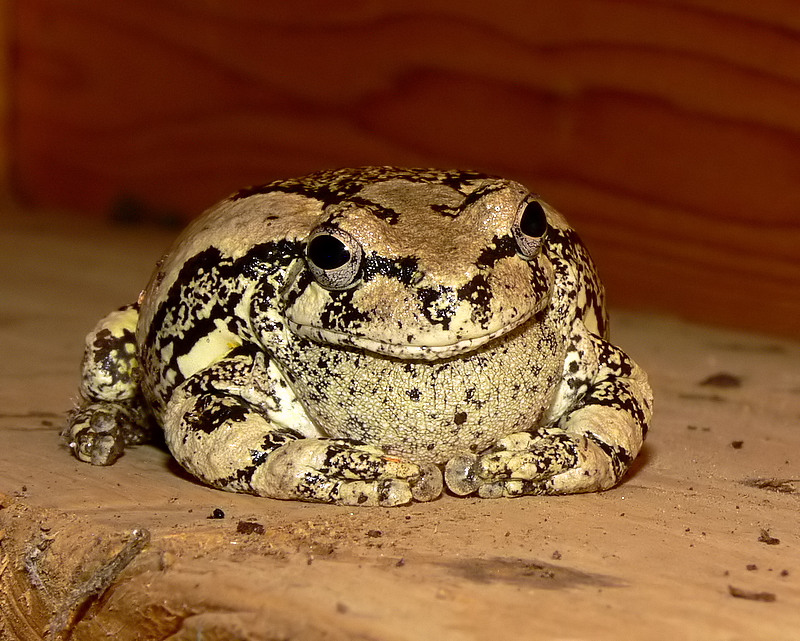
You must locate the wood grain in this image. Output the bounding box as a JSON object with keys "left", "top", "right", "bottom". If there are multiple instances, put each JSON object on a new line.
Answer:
{"left": 8, "top": 0, "right": 800, "bottom": 336}
{"left": 0, "top": 2, "right": 10, "bottom": 197}
{"left": 2, "top": 209, "right": 800, "bottom": 640}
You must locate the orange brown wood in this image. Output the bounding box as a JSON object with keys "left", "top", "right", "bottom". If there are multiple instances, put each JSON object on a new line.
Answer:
{"left": 7, "top": 1, "right": 800, "bottom": 336}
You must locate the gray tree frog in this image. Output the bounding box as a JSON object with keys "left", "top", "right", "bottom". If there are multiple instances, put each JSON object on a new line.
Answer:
{"left": 64, "top": 167, "right": 653, "bottom": 506}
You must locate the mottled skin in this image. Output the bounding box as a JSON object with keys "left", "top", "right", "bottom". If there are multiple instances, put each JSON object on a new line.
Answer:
{"left": 65, "top": 167, "right": 653, "bottom": 506}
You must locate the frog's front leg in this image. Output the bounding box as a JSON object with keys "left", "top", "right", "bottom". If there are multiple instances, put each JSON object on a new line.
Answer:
{"left": 64, "top": 304, "right": 154, "bottom": 465}
{"left": 165, "top": 348, "right": 442, "bottom": 506}
{"left": 445, "top": 325, "right": 652, "bottom": 498}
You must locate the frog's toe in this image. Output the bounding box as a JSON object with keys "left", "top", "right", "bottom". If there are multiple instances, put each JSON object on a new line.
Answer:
{"left": 444, "top": 453, "right": 481, "bottom": 496}
{"left": 334, "top": 478, "right": 414, "bottom": 507}
{"left": 410, "top": 462, "right": 443, "bottom": 502}
{"left": 65, "top": 403, "right": 128, "bottom": 465}
{"left": 475, "top": 479, "right": 551, "bottom": 499}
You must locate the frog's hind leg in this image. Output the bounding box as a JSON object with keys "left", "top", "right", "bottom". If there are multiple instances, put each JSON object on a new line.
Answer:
{"left": 64, "top": 303, "right": 154, "bottom": 465}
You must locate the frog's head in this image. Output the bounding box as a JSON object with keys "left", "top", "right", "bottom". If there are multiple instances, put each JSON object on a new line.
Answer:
{"left": 281, "top": 168, "right": 557, "bottom": 360}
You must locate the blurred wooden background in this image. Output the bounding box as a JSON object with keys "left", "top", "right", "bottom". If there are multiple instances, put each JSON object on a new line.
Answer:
{"left": 3, "top": 1, "right": 799, "bottom": 337}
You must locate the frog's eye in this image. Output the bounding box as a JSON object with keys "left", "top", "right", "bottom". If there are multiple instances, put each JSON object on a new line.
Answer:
{"left": 305, "top": 227, "right": 363, "bottom": 289}
{"left": 512, "top": 199, "right": 548, "bottom": 259}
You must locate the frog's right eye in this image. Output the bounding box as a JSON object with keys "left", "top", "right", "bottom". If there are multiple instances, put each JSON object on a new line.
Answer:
{"left": 512, "top": 199, "right": 548, "bottom": 260}
{"left": 305, "top": 227, "right": 363, "bottom": 290}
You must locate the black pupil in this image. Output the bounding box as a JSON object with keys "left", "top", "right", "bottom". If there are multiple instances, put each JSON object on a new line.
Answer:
{"left": 308, "top": 234, "right": 350, "bottom": 270}
{"left": 520, "top": 201, "right": 547, "bottom": 237}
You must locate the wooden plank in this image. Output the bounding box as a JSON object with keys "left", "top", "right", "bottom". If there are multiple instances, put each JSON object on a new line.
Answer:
{"left": 1, "top": 206, "right": 800, "bottom": 641}
{"left": 0, "top": 1, "right": 9, "bottom": 198}
{"left": 8, "top": 0, "right": 800, "bottom": 336}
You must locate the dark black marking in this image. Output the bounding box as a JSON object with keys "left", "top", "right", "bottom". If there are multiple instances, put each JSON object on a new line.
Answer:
{"left": 347, "top": 196, "right": 403, "bottom": 225}
{"left": 416, "top": 285, "right": 458, "bottom": 331}
{"left": 362, "top": 254, "right": 420, "bottom": 284}
{"left": 316, "top": 288, "right": 372, "bottom": 331}
{"left": 90, "top": 327, "right": 138, "bottom": 390}
{"left": 144, "top": 242, "right": 298, "bottom": 409}
{"left": 585, "top": 432, "right": 632, "bottom": 479}
{"left": 406, "top": 388, "right": 422, "bottom": 401}
{"left": 230, "top": 167, "right": 496, "bottom": 207}
{"left": 182, "top": 393, "right": 251, "bottom": 435}
{"left": 457, "top": 274, "right": 492, "bottom": 327}
{"left": 476, "top": 235, "right": 518, "bottom": 269}
{"left": 458, "top": 181, "right": 510, "bottom": 210}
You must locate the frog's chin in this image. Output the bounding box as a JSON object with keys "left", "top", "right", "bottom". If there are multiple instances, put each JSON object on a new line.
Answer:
{"left": 287, "top": 311, "right": 535, "bottom": 361}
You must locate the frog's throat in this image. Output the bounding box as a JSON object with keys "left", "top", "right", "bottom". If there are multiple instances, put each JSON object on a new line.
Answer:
{"left": 286, "top": 309, "right": 536, "bottom": 361}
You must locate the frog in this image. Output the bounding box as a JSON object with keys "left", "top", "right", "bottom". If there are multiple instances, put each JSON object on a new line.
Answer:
{"left": 64, "top": 166, "right": 653, "bottom": 507}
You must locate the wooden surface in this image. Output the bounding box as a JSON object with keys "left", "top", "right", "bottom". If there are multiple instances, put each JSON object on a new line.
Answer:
{"left": 6, "top": 1, "right": 800, "bottom": 337}
{"left": 0, "top": 1, "right": 9, "bottom": 196}
{"left": 1, "top": 208, "right": 799, "bottom": 640}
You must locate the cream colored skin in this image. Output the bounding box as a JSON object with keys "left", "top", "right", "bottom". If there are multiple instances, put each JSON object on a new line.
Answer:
{"left": 65, "top": 167, "right": 653, "bottom": 506}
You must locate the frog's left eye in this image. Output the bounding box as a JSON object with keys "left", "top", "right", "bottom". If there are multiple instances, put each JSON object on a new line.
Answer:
{"left": 512, "top": 199, "right": 548, "bottom": 259}
{"left": 305, "top": 227, "right": 363, "bottom": 289}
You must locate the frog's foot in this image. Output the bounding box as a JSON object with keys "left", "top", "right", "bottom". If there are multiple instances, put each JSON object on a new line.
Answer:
{"left": 447, "top": 327, "right": 653, "bottom": 499}
{"left": 236, "top": 438, "right": 442, "bottom": 507}
{"left": 64, "top": 400, "right": 152, "bottom": 466}
{"left": 445, "top": 428, "right": 624, "bottom": 498}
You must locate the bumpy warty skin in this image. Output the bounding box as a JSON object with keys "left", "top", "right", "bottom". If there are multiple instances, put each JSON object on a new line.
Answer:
{"left": 65, "top": 167, "right": 653, "bottom": 506}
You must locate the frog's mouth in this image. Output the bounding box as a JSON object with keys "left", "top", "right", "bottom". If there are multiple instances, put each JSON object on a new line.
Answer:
{"left": 286, "top": 308, "right": 536, "bottom": 361}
